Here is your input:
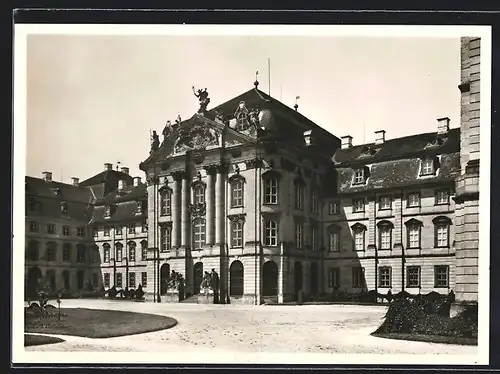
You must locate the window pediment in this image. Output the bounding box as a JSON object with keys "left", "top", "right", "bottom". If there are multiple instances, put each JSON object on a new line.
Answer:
{"left": 377, "top": 220, "right": 394, "bottom": 229}
{"left": 351, "top": 222, "right": 367, "bottom": 232}
{"left": 191, "top": 179, "right": 206, "bottom": 189}
{"left": 228, "top": 213, "right": 246, "bottom": 223}
{"left": 229, "top": 173, "right": 246, "bottom": 185}
{"left": 432, "top": 216, "right": 452, "bottom": 225}
{"left": 262, "top": 170, "right": 282, "bottom": 181}
{"left": 405, "top": 218, "right": 423, "bottom": 227}
{"left": 327, "top": 224, "right": 341, "bottom": 232}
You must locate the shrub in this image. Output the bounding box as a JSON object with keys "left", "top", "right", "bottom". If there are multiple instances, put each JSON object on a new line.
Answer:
{"left": 374, "top": 298, "right": 426, "bottom": 334}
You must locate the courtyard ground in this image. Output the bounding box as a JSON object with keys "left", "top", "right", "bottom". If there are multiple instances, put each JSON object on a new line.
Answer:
{"left": 23, "top": 299, "right": 478, "bottom": 358}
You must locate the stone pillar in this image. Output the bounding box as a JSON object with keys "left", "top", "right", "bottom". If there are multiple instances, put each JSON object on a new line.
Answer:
{"left": 205, "top": 165, "right": 216, "bottom": 245}
{"left": 278, "top": 243, "right": 284, "bottom": 303}
{"left": 215, "top": 168, "right": 223, "bottom": 246}
{"left": 181, "top": 174, "right": 190, "bottom": 248}
{"left": 215, "top": 163, "right": 227, "bottom": 302}
{"left": 172, "top": 173, "right": 182, "bottom": 248}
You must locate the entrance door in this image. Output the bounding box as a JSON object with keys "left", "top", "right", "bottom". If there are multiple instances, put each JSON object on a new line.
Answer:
{"left": 294, "top": 261, "right": 303, "bottom": 301}
{"left": 262, "top": 261, "right": 278, "bottom": 297}
{"left": 193, "top": 262, "right": 203, "bottom": 294}
{"left": 230, "top": 260, "right": 244, "bottom": 296}
{"left": 160, "top": 263, "right": 170, "bottom": 295}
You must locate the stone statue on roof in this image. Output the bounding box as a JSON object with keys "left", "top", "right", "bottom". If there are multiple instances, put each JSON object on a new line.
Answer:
{"left": 192, "top": 86, "right": 210, "bottom": 113}
{"left": 162, "top": 121, "right": 173, "bottom": 143}
{"left": 150, "top": 130, "right": 160, "bottom": 154}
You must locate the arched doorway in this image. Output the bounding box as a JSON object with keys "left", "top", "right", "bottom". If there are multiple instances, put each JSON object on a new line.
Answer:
{"left": 230, "top": 260, "right": 244, "bottom": 296}
{"left": 294, "top": 261, "right": 303, "bottom": 301}
{"left": 61, "top": 270, "right": 70, "bottom": 291}
{"left": 193, "top": 262, "right": 203, "bottom": 294}
{"left": 26, "top": 267, "right": 42, "bottom": 298}
{"left": 160, "top": 263, "right": 170, "bottom": 295}
{"left": 262, "top": 261, "right": 278, "bottom": 297}
{"left": 310, "top": 263, "right": 319, "bottom": 297}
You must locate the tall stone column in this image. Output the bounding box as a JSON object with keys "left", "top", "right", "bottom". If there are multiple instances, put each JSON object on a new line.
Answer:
{"left": 181, "top": 173, "right": 190, "bottom": 248}
{"left": 205, "top": 165, "right": 216, "bottom": 245}
{"left": 171, "top": 173, "right": 182, "bottom": 248}
{"left": 215, "top": 168, "right": 223, "bottom": 246}
{"left": 215, "top": 163, "right": 228, "bottom": 302}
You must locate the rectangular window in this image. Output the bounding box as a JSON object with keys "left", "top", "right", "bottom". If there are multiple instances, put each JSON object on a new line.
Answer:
{"left": 63, "top": 246, "right": 70, "bottom": 261}
{"left": 354, "top": 230, "right": 365, "bottom": 251}
{"left": 231, "top": 221, "right": 243, "bottom": 248}
{"left": 160, "top": 226, "right": 171, "bottom": 252}
{"left": 352, "top": 198, "right": 365, "bottom": 213}
{"left": 295, "top": 224, "right": 303, "bottom": 249}
{"left": 194, "top": 186, "right": 205, "bottom": 204}
{"left": 128, "top": 223, "right": 136, "bottom": 234}
{"left": 436, "top": 225, "right": 449, "bottom": 247}
{"left": 434, "top": 265, "right": 449, "bottom": 288}
{"left": 161, "top": 191, "right": 171, "bottom": 215}
{"left": 47, "top": 223, "right": 56, "bottom": 234}
{"left": 379, "top": 227, "right": 392, "bottom": 250}
{"left": 116, "top": 246, "right": 123, "bottom": 262}
{"left": 311, "top": 190, "right": 318, "bottom": 213}
{"left": 141, "top": 272, "right": 148, "bottom": 287}
{"left": 407, "top": 192, "right": 420, "bottom": 207}
{"left": 193, "top": 219, "right": 206, "bottom": 249}
{"left": 264, "top": 178, "right": 279, "bottom": 205}
{"left": 378, "top": 267, "right": 392, "bottom": 288}
{"left": 311, "top": 226, "right": 318, "bottom": 250}
{"left": 104, "top": 247, "right": 110, "bottom": 263}
{"left": 29, "top": 221, "right": 38, "bottom": 233}
{"left": 129, "top": 272, "right": 136, "bottom": 288}
{"left": 104, "top": 273, "right": 110, "bottom": 288}
{"left": 62, "top": 225, "right": 70, "bottom": 236}
{"left": 407, "top": 266, "right": 421, "bottom": 288}
{"left": 141, "top": 246, "right": 148, "bottom": 261}
{"left": 128, "top": 244, "right": 136, "bottom": 261}
{"left": 104, "top": 226, "right": 110, "bottom": 236}
{"left": 77, "top": 246, "right": 86, "bottom": 263}
{"left": 352, "top": 267, "right": 365, "bottom": 288}
{"left": 295, "top": 184, "right": 304, "bottom": 210}
{"left": 353, "top": 169, "right": 365, "bottom": 185}
{"left": 231, "top": 181, "right": 244, "bottom": 207}
{"left": 379, "top": 195, "right": 391, "bottom": 210}
{"left": 421, "top": 158, "right": 435, "bottom": 175}
{"left": 116, "top": 273, "right": 123, "bottom": 288}
{"left": 408, "top": 226, "right": 420, "bottom": 248}
{"left": 264, "top": 220, "right": 278, "bottom": 246}
{"left": 329, "top": 230, "right": 340, "bottom": 252}
{"left": 77, "top": 227, "right": 85, "bottom": 237}
{"left": 115, "top": 225, "right": 122, "bottom": 236}
{"left": 328, "top": 201, "right": 340, "bottom": 215}
{"left": 328, "top": 268, "right": 340, "bottom": 288}
{"left": 435, "top": 190, "right": 450, "bottom": 205}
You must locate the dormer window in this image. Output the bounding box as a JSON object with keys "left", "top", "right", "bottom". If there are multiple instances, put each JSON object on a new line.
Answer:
{"left": 353, "top": 169, "right": 365, "bottom": 185}
{"left": 104, "top": 205, "right": 111, "bottom": 218}
{"left": 136, "top": 201, "right": 143, "bottom": 214}
{"left": 421, "top": 158, "right": 436, "bottom": 176}
{"left": 60, "top": 201, "right": 68, "bottom": 216}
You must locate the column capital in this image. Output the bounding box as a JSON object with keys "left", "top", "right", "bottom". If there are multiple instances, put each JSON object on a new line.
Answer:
{"left": 215, "top": 163, "right": 229, "bottom": 174}
{"left": 171, "top": 171, "right": 186, "bottom": 182}
{"left": 204, "top": 164, "right": 218, "bottom": 176}
{"left": 244, "top": 158, "right": 264, "bottom": 170}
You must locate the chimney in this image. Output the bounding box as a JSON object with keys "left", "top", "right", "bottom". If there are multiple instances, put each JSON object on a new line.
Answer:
{"left": 71, "top": 177, "right": 79, "bottom": 186}
{"left": 374, "top": 130, "right": 386, "bottom": 145}
{"left": 437, "top": 117, "right": 450, "bottom": 134}
{"left": 42, "top": 171, "right": 52, "bottom": 182}
{"left": 134, "top": 177, "right": 142, "bottom": 187}
{"left": 121, "top": 167, "right": 129, "bottom": 175}
{"left": 104, "top": 163, "right": 113, "bottom": 171}
{"left": 303, "top": 130, "right": 312, "bottom": 146}
{"left": 341, "top": 135, "right": 353, "bottom": 149}
{"left": 118, "top": 179, "right": 126, "bottom": 190}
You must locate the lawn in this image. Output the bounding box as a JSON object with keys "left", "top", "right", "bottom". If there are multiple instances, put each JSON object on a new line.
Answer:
{"left": 25, "top": 334, "right": 65, "bottom": 347}
{"left": 25, "top": 307, "right": 178, "bottom": 338}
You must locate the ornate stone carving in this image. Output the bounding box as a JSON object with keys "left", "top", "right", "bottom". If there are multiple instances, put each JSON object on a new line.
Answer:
{"left": 227, "top": 213, "right": 246, "bottom": 223}
{"left": 162, "top": 121, "right": 174, "bottom": 144}
{"left": 188, "top": 202, "right": 206, "bottom": 219}
{"left": 204, "top": 164, "right": 218, "bottom": 176}
{"left": 171, "top": 171, "right": 185, "bottom": 182}
{"left": 150, "top": 131, "right": 160, "bottom": 154}
{"left": 244, "top": 158, "right": 264, "bottom": 170}
{"left": 174, "top": 121, "right": 219, "bottom": 153}
{"left": 192, "top": 86, "right": 210, "bottom": 113}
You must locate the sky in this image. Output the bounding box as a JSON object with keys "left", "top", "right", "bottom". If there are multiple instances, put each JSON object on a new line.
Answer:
{"left": 26, "top": 33, "right": 461, "bottom": 183}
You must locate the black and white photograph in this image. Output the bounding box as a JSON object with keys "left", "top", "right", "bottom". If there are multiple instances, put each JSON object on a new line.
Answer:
{"left": 12, "top": 23, "right": 491, "bottom": 365}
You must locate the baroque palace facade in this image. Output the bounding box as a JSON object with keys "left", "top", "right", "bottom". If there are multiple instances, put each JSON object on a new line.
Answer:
{"left": 24, "top": 37, "right": 480, "bottom": 305}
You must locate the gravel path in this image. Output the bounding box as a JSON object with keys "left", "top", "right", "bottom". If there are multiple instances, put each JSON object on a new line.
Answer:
{"left": 24, "top": 300, "right": 479, "bottom": 357}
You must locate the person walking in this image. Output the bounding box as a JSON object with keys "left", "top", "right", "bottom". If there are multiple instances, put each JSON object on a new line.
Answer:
{"left": 210, "top": 269, "right": 220, "bottom": 304}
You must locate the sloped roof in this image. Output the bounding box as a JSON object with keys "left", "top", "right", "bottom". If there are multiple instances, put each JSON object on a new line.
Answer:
{"left": 80, "top": 170, "right": 133, "bottom": 187}
{"left": 89, "top": 201, "right": 147, "bottom": 225}
{"left": 333, "top": 128, "right": 460, "bottom": 165}
{"left": 25, "top": 176, "right": 93, "bottom": 203}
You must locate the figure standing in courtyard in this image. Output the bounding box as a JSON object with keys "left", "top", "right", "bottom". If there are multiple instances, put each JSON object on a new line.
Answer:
{"left": 210, "top": 268, "right": 220, "bottom": 304}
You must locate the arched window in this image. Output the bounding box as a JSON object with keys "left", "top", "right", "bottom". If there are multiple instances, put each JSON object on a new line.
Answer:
{"left": 77, "top": 244, "right": 86, "bottom": 263}
{"left": 405, "top": 218, "right": 423, "bottom": 249}
{"left": 310, "top": 187, "right": 319, "bottom": 214}
{"left": 351, "top": 223, "right": 367, "bottom": 251}
{"left": 62, "top": 243, "right": 72, "bottom": 262}
{"left": 140, "top": 240, "right": 148, "bottom": 261}
{"left": 295, "top": 222, "right": 303, "bottom": 249}
{"left": 160, "top": 188, "right": 172, "bottom": 216}
{"left": 328, "top": 225, "right": 341, "bottom": 252}
{"left": 115, "top": 242, "right": 123, "bottom": 262}
{"left": 103, "top": 243, "right": 111, "bottom": 263}
{"left": 193, "top": 185, "right": 205, "bottom": 205}
{"left": 46, "top": 242, "right": 57, "bottom": 261}
{"left": 264, "top": 220, "right": 278, "bottom": 246}
{"left": 230, "top": 220, "right": 244, "bottom": 248}
{"left": 160, "top": 225, "right": 171, "bottom": 252}
{"left": 128, "top": 241, "right": 136, "bottom": 261}
{"left": 229, "top": 175, "right": 245, "bottom": 208}
{"left": 193, "top": 218, "right": 206, "bottom": 249}
{"left": 294, "top": 178, "right": 305, "bottom": 210}
{"left": 377, "top": 220, "right": 394, "bottom": 250}
{"left": 262, "top": 171, "right": 281, "bottom": 205}
{"left": 433, "top": 216, "right": 452, "bottom": 248}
